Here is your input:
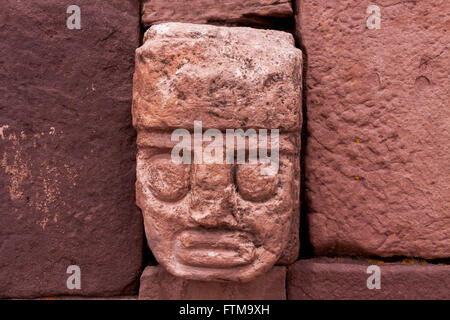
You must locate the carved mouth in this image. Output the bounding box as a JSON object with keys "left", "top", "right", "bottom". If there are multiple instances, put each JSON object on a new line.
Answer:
{"left": 175, "top": 229, "right": 256, "bottom": 268}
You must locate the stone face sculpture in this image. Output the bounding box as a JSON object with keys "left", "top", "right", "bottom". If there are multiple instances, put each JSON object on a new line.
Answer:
{"left": 133, "top": 23, "right": 302, "bottom": 282}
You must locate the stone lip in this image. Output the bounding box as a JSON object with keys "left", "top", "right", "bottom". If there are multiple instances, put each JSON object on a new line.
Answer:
{"left": 141, "top": 0, "right": 293, "bottom": 28}
{"left": 139, "top": 265, "right": 287, "bottom": 300}
{"left": 288, "top": 258, "right": 450, "bottom": 300}
{"left": 133, "top": 22, "right": 303, "bottom": 132}
{"left": 175, "top": 229, "right": 256, "bottom": 268}
{"left": 297, "top": 0, "right": 450, "bottom": 258}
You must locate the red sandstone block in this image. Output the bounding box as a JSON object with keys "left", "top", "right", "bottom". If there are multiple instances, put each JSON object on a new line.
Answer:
{"left": 296, "top": 0, "right": 450, "bottom": 258}
{"left": 0, "top": 0, "right": 142, "bottom": 298}
{"left": 288, "top": 258, "right": 450, "bottom": 300}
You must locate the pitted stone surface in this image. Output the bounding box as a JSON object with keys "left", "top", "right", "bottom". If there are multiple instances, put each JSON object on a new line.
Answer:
{"left": 139, "top": 265, "right": 286, "bottom": 300}
{"left": 0, "top": 0, "right": 142, "bottom": 298}
{"left": 142, "top": 0, "right": 293, "bottom": 28}
{"left": 297, "top": 0, "right": 450, "bottom": 258}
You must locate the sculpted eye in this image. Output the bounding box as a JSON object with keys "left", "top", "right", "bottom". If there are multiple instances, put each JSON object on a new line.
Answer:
{"left": 146, "top": 154, "right": 190, "bottom": 202}
{"left": 236, "top": 162, "right": 278, "bottom": 202}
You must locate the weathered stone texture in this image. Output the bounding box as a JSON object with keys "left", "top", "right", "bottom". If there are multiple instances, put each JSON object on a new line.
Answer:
{"left": 288, "top": 258, "right": 450, "bottom": 300}
{"left": 134, "top": 22, "right": 303, "bottom": 132}
{"left": 142, "top": 0, "right": 293, "bottom": 27}
{"left": 133, "top": 23, "right": 302, "bottom": 282}
{"left": 0, "top": 1, "right": 142, "bottom": 298}
{"left": 297, "top": 0, "right": 450, "bottom": 258}
{"left": 139, "top": 265, "right": 286, "bottom": 300}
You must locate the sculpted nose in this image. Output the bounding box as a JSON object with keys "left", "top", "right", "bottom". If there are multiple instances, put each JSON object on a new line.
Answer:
{"left": 190, "top": 164, "right": 238, "bottom": 228}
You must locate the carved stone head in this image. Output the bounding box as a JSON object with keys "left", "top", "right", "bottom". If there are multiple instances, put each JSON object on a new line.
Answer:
{"left": 133, "top": 23, "right": 302, "bottom": 282}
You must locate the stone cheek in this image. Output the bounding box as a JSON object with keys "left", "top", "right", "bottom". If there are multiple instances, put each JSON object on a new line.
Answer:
{"left": 133, "top": 23, "right": 302, "bottom": 282}
{"left": 297, "top": 0, "right": 450, "bottom": 258}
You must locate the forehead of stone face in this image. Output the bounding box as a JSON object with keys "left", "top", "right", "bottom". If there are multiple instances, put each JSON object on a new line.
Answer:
{"left": 133, "top": 22, "right": 302, "bottom": 132}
